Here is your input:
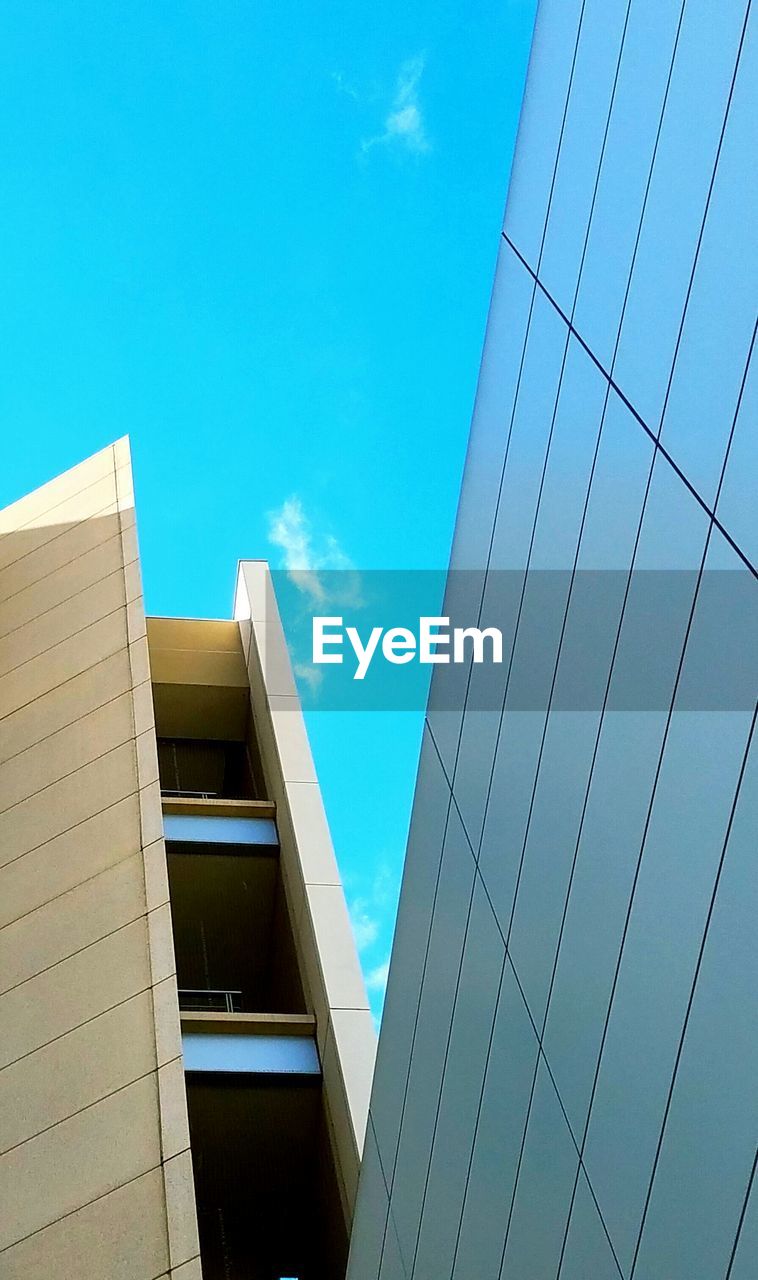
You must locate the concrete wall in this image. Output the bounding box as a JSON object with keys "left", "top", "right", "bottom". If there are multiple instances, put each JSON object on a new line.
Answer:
{"left": 234, "top": 560, "right": 377, "bottom": 1222}
{"left": 0, "top": 441, "right": 201, "bottom": 1280}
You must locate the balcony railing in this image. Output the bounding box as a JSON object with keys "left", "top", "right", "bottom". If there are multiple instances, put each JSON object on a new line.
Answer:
{"left": 161, "top": 788, "right": 220, "bottom": 800}
{"left": 178, "top": 988, "right": 243, "bottom": 1014}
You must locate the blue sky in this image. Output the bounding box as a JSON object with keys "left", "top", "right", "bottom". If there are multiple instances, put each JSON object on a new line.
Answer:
{"left": 0, "top": 0, "right": 536, "bottom": 1019}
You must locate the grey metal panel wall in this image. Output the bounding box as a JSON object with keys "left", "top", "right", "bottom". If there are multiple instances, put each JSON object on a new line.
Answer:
{"left": 348, "top": 0, "right": 757, "bottom": 1276}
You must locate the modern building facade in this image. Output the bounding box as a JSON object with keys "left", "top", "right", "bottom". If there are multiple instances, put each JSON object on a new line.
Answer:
{"left": 348, "top": 1, "right": 757, "bottom": 1278}
{"left": 0, "top": 439, "right": 375, "bottom": 1279}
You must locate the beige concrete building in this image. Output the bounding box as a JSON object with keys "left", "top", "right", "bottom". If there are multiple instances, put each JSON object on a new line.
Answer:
{"left": 0, "top": 440, "right": 375, "bottom": 1280}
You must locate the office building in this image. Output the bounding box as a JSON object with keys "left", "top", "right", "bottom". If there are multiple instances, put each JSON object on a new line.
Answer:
{"left": 0, "top": 439, "right": 375, "bottom": 1279}
{"left": 349, "top": 0, "right": 757, "bottom": 1277}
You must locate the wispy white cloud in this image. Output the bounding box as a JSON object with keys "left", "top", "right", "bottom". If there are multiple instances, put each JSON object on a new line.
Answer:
{"left": 347, "top": 859, "right": 400, "bottom": 1013}
{"left": 266, "top": 496, "right": 364, "bottom": 698}
{"left": 348, "top": 862, "right": 396, "bottom": 946}
{"left": 293, "top": 660, "right": 324, "bottom": 693}
{"left": 268, "top": 496, "right": 325, "bottom": 604}
{"left": 365, "top": 959, "right": 390, "bottom": 994}
{"left": 266, "top": 495, "right": 360, "bottom": 606}
{"left": 362, "top": 55, "right": 431, "bottom": 156}
{"left": 351, "top": 906, "right": 381, "bottom": 953}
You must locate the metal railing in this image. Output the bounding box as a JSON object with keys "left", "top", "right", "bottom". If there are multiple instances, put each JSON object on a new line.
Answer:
{"left": 161, "top": 789, "right": 220, "bottom": 799}
{"left": 178, "top": 988, "right": 243, "bottom": 1014}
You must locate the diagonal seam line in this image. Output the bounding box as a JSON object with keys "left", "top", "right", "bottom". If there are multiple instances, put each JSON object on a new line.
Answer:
{"left": 384, "top": 1202, "right": 411, "bottom": 1279}
{"left": 459, "top": 0, "right": 592, "bottom": 654}
{"left": 725, "top": 1147, "right": 758, "bottom": 1279}
{"left": 0, "top": 520, "right": 125, "bottom": 613}
{"left": 0, "top": 602, "right": 128, "bottom": 701}
{"left": 0, "top": 695, "right": 153, "bottom": 817}
{"left": 0, "top": 496, "right": 124, "bottom": 601}
{"left": 490, "top": 378, "right": 619, "bottom": 1278}
{"left": 0, "top": 453, "right": 123, "bottom": 543}
{"left": 426, "top": 304, "right": 574, "bottom": 1275}
{"left": 430, "top": 212, "right": 583, "bottom": 1280}
{"left": 628, "top": 705, "right": 757, "bottom": 1276}
{"left": 0, "top": 493, "right": 122, "bottom": 584}
{"left": 554, "top": 523, "right": 724, "bottom": 1269}
{"left": 0, "top": 839, "right": 160, "bottom": 935}
{"left": 432, "top": 0, "right": 593, "bottom": 811}
{"left": 370, "top": 774, "right": 455, "bottom": 1273}
{"left": 167, "top": 1257, "right": 202, "bottom": 1279}
{"left": 426, "top": 721, "right": 625, "bottom": 1267}
{"left": 0, "top": 559, "right": 135, "bottom": 665}
{"left": 504, "top": 942, "right": 625, "bottom": 1270}
{"left": 473, "top": 835, "right": 626, "bottom": 1267}
{"left": 0, "top": 1054, "right": 183, "bottom": 1158}
{"left": 549, "top": 456, "right": 668, "bottom": 1280}
{"left": 502, "top": 8, "right": 755, "bottom": 1259}
{"left": 448, "top": 0, "right": 594, "bottom": 714}
{"left": 494, "top": 0, "right": 644, "bottom": 900}
{"left": 430, "top": 0, "right": 593, "bottom": 857}
{"left": 376, "top": 768, "right": 457, "bottom": 1258}
{"left": 0, "top": 782, "right": 148, "bottom": 874}
{"left": 368, "top": 1112, "right": 393, "bottom": 1202}
{"left": 502, "top": 232, "right": 757, "bottom": 580}
{"left": 490, "top": 0, "right": 642, "bottom": 929}
{"left": 553, "top": 127, "right": 757, "bottom": 1280}
{"left": 379, "top": 0, "right": 590, "bottom": 1268}
{"left": 0, "top": 529, "right": 128, "bottom": 627}
{"left": 482, "top": 0, "right": 639, "bottom": 933}
{"left": 407, "top": 834, "right": 480, "bottom": 1277}
{"left": 0, "top": 675, "right": 149, "bottom": 771}
{"left": 493, "top": 389, "right": 620, "bottom": 1266}
{"left": 627, "top": 322, "right": 758, "bottom": 1273}
{"left": 713, "top": 320, "right": 758, "bottom": 524}
{"left": 444, "top": 10, "right": 655, "bottom": 1268}
{"left": 0, "top": 977, "right": 176, "bottom": 1080}
{"left": 554, "top": 191, "right": 757, "bottom": 1275}
{"left": 548, "top": 0, "right": 699, "bottom": 1264}
{"left": 636, "top": 0, "right": 754, "bottom": 470}
{"left": 0, "top": 896, "right": 170, "bottom": 999}
{"left": 448, "top": 948, "right": 509, "bottom": 1275}
{"left": 411, "top": 272, "right": 604, "bottom": 1261}
{"left": 432, "top": 711, "right": 711, "bottom": 1269}
{"left": 0, "top": 642, "right": 131, "bottom": 728}
{"left": 443, "top": 0, "right": 643, "bottom": 1268}
{"left": 432, "top": 0, "right": 751, "bottom": 1270}
{"left": 163, "top": 1259, "right": 201, "bottom": 1280}
{"left": 0, "top": 1148, "right": 191, "bottom": 1257}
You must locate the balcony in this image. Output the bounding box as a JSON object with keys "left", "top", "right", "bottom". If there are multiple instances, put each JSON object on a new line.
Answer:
{"left": 180, "top": 1010, "right": 319, "bottom": 1074}
{"left": 157, "top": 736, "right": 260, "bottom": 801}
{"left": 147, "top": 615, "right": 350, "bottom": 1277}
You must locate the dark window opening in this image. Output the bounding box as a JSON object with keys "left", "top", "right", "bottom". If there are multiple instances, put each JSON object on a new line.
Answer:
{"left": 187, "top": 1076, "right": 348, "bottom": 1280}
{"left": 168, "top": 849, "right": 306, "bottom": 1015}
{"left": 158, "top": 737, "right": 257, "bottom": 800}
